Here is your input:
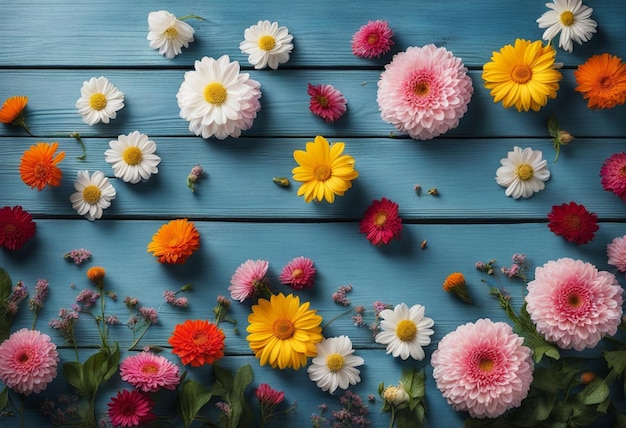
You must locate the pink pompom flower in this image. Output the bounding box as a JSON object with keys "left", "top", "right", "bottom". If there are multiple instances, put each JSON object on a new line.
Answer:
{"left": 307, "top": 83, "right": 347, "bottom": 123}
{"left": 359, "top": 197, "right": 402, "bottom": 245}
{"left": 279, "top": 256, "right": 316, "bottom": 290}
{"left": 607, "top": 235, "right": 626, "bottom": 272}
{"left": 351, "top": 20, "right": 394, "bottom": 59}
{"left": 600, "top": 152, "right": 626, "bottom": 202}
{"left": 228, "top": 259, "right": 270, "bottom": 302}
{"left": 120, "top": 352, "right": 180, "bottom": 392}
{"left": 107, "top": 389, "right": 156, "bottom": 427}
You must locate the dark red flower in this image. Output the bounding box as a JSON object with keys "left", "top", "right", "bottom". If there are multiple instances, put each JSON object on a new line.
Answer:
{"left": 600, "top": 152, "right": 626, "bottom": 202}
{"left": 0, "top": 205, "right": 36, "bottom": 250}
{"left": 359, "top": 197, "right": 402, "bottom": 245}
{"left": 548, "top": 202, "right": 598, "bottom": 244}
{"left": 107, "top": 389, "right": 156, "bottom": 427}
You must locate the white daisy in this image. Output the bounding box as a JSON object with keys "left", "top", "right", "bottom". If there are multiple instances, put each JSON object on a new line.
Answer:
{"left": 76, "top": 76, "right": 124, "bottom": 125}
{"left": 147, "top": 10, "right": 195, "bottom": 59}
{"left": 307, "top": 336, "right": 364, "bottom": 394}
{"left": 70, "top": 170, "right": 116, "bottom": 221}
{"left": 495, "top": 146, "right": 551, "bottom": 199}
{"left": 176, "top": 55, "right": 262, "bottom": 140}
{"left": 105, "top": 131, "right": 161, "bottom": 184}
{"left": 239, "top": 20, "right": 293, "bottom": 70}
{"left": 374, "top": 303, "right": 434, "bottom": 361}
{"left": 536, "top": 0, "right": 597, "bottom": 53}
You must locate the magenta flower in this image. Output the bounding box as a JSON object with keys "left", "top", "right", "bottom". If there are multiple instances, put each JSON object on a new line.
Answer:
{"left": 228, "top": 259, "right": 270, "bottom": 302}
{"left": 351, "top": 20, "right": 394, "bottom": 59}
{"left": 607, "top": 235, "right": 626, "bottom": 272}
{"left": 307, "top": 83, "right": 347, "bottom": 123}
{"left": 279, "top": 256, "right": 316, "bottom": 290}
{"left": 359, "top": 197, "right": 402, "bottom": 245}
{"left": 600, "top": 152, "right": 626, "bottom": 202}
{"left": 107, "top": 389, "right": 156, "bottom": 427}
{"left": 256, "top": 383, "right": 285, "bottom": 406}
{"left": 120, "top": 352, "right": 180, "bottom": 392}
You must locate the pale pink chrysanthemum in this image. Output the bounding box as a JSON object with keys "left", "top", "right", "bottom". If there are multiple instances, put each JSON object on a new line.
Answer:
{"left": 607, "top": 235, "right": 626, "bottom": 272}
{"left": 431, "top": 318, "right": 533, "bottom": 419}
{"left": 228, "top": 259, "right": 270, "bottom": 302}
{"left": 120, "top": 352, "right": 180, "bottom": 392}
{"left": 526, "top": 258, "right": 624, "bottom": 350}
{"left": 351, "top": 20, "right": 394, "bottom": 59}
{"left": 377, "top": 44, "right": 473, "bottom": 140}
{"left": 307, "top": 83, "right": 347, "bottom": 123}
{"left": 107, "top": 389, "right": 156, "bottom": 427}
{"left": 600, "top": 152, "right": 626, "bottom": 202}
{"left": 279, "top": 256, "right": 316, "bottom": 290}
{"left": 0, "top": 328, "right": 59, "bottom": 395}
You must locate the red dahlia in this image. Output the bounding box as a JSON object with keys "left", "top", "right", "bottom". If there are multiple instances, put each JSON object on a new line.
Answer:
{"left": 0, "top": 205, "right": 36, "bottom": 250}
{"left": 548, "top": 201, "right": 598, "bottom": 244}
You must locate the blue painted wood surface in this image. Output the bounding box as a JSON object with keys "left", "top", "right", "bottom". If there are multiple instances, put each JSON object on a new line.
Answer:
{"left": 1, "top": 0, "right": 625, "bottom": 427}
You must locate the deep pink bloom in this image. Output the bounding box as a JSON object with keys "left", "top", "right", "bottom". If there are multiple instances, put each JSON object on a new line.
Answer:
{"left": 228, "top": 259, "right": 269, "bottom": 302}
{"left": 0, "top": 328, "right": 59, "bottom": 395}
{"left": 377, "top": 45, "right": 473, "bottom": 140}
{"left": 607, "top": 235, "right": 626, "bottom": 272}
{"left": 351, "top": 20, "right": 394, "bottom": 59}
{"left": 431, "top": 319, "right": 533, "bottom": 419}
{"left": 256, "top": 383, "right": 285, "bottom": 406}
{"left": 600, "top": 152, "right": 626, "bottom": 201}
{"left": 526, "top": 258, "right": 623, "bottom": 351}
{"left": 547, "top": 201, "right": 598, "bottom": 244}
{"left": 359, "top": 197, "right": 402, "bottom": 245}
{"left": 120, "top": 352, "right": 180, "bottom": 392}
{"left": 307, "top": 83, "right": 347, "bottom": 123}
{"left": 279, "top": 256, "right": 316, "bottom": 289}
{"left": 0, "top": 205, "right": 36, "bottom": 250}
{"left": 107, "top": 389, "right": 156, "bottom": 427}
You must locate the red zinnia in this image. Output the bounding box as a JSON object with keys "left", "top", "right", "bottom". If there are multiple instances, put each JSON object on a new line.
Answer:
{"left": 359, "top": 197, "right": 402, "bottom": 245}
{"left": 0, "top": 205, "right": 36, "bottom": 250}
{"left": 548, "top": 201, "right": 598, "bottom": 244}
{"left": 168, "top": 319, "right": 225, "bottom": 367}
{"left": 600, "top": 152, "right": 626, "bottom": 202}
{"left": 307, "top": 83, "right": 347, "bottom": 123}
{"left": 107, "top": 389, "right": 156, "bottom": 427}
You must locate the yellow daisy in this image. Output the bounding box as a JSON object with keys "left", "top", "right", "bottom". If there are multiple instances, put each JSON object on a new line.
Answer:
{"left": 292, "top": 136, "right": 358, "bottom": 203}
{"left": 482, "top": 39, "right": 562, "bottom": 112}
{"left": 246, "top": 293, "right": 323, "bottom": 370}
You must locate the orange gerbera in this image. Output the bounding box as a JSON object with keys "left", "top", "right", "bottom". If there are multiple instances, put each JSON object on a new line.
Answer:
{"left": 168, "top": 319, "right": 225, "bottom": 367}
{"left": 0, "top": 96, "right": 33, "bottom": 135}
{"left": 147, "top": 218, "right": 200, "bottom": 264}
{"left": 19, "top": 142, "right": 65, "bottom": 191}
{"left": 574, "top": 53, "right": 626, "bottom": 109}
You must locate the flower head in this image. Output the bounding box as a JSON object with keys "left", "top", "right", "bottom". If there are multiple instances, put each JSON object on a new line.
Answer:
{"left": 307, "top": 83, "right": 347, "bottom": 123}
{"left": 607, "top": 235, "right": 626, "bottom": 272}
{"left": 168, "top": 319, "right": 225, "bottom": 367}
{"left": 495, "top": 146, "right": 550, "bottom": 199}
{"left": 307, "top": 335, "right": 364, "bottom": 394}
{"left": 87, "top": 266, "right": 106, "bottom": 288}
{"left": 377, "top": 44, "right": 473, "bottom": 140}
{"left": 574, "top": 53, "right": 626, "bottom": 109}
{"left": 120, "top": 352, "right": 180, "bottom": 392}
{"left": 548, "top": 201, "right": 598, "bottom": 244}
{"left": 526, "top": 258, "right": 624, "bottom": 350}
{"left": 228, "top": 259, "right": 270, "bottom": 302}
{"left": 0, "top": 328, "right": 59, "bottom": 395}
{"left": 442, "top": 272, "right": 473, "bottom": 304}
{"left": 107, "top": 389, "right": 156, "bottom": 427}
{"left": 19, "top": 142, "right": 65, "bottom": 191}
{"left": 240, "top": 20, "right": 293, "bottom": 70}
{"left": 351, "top": 20, "right": 394, "bottom": 59}
{"left": 431, "top": 319, "right": 533, "bottom": 419}
{"left": 0, "top": 205, "right": 36, "bottom": 250}
{"left": 0, "top": 96, "right": 32, "bottom": 135}
{"left": 359, "top": 197, "right": 402, "bottom": 245}
{"left": 105, "top": 131, "right": 161, "bottom": 184}
{"left": 382, "top": 385, "right": 409, "bottom": 406}
{"left": 483, "top": 39, "right": 561, "bottom": 112}
{"left": 69, "top": 170, "right": 116, "bottom": 221}
{"left": 279, "top": 256, "right": 316, "bottom": 290}
{"left": 76, "top": 76, "right": 124, "bottom": 125}
{"left": 147, "top": 218, "right": 200, "bottom": 264}
{"left": 177, "top": 55, "right": 262, "bottom": 139}
{"left": 292, "top": 136, "right": 358, "bottom": 203}
{"left": 256, "top": 383, "right": 285, "bottom": 406}
{"left": 600, "top": 152, "right": 626, "bottom": 201}
{"left": 147, "top": 10, "right": 195, "bottom": 59}
{"left": 374, "top": 303, "right": 434, "bottom": 360}
{"left": 536, "top": 0, "right": 597, "bottom": 53}
{"left": 246, "top": 293, "right": 323, "bottom": 369}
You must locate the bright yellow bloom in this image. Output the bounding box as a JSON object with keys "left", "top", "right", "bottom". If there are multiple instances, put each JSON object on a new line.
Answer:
{"left": 292, "top": 136, "right": 358, "bottom": 203}
{"left": 482, "top": 39, "right": 562, "bottom": 112}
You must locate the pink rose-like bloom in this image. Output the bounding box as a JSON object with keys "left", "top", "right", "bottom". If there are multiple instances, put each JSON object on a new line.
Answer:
{"left": 431, "top": 319, "right": 533, "bottom": 419}
{"left": 307, "top": 83, "right": 347, "bottom": 123}
{"left": 526, "top": 258, "right": 624, "bottom": 351}
{"left": 255, "top": 383, "right": 285, "bottom": 406}
{"left": 0, "top": 328, "right": 59, "bottom": 395}
{"left": 107, "top": 389, "right": 156, "bottom": 427}
{"left": 600, "top": 152, "right": 626, "bottom": 202}
{"left": 279, "top": 256, "right": 316, "bottom": 290}
{"left": 120, "top": 352, "right": 180, "bottom": 392}
{"left": 377, "top": 44, "right": 473, "bottom": 140}
{"left": 607, "top": 235, "right": 626, "bottom": 272}
{"left": 228, "top": 259, "right": 269, "bottom": 302}
{"left": 351, "top": 20, "right": 394, "bottom": 59}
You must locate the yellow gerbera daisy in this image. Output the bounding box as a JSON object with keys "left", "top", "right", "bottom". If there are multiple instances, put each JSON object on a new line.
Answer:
{"left": 246, "top": 293, "right": 323, "bottom": 370}
{"left": 482, "top": 39, "right": 562, "bottom": 112}
{"left": 292, "top": 136, "right": 358, "bottom": 203}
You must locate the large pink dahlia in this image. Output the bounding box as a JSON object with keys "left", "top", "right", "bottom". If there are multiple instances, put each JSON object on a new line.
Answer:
{"left": 377, "top": 44, "right": 473, "bottom": 140}
{"left": 431, "top": 318, "right": 533, "bottom": 419}
{"left": 526, "top": 258, "right": 623, "bottom": 351}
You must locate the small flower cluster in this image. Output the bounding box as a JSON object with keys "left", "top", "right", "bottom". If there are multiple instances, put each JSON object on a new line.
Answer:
{"left": 332, "top": 284, "right": 353, "bottom": 306}
{"left": 64, "top": 248, "right": 92, "bottom": 265}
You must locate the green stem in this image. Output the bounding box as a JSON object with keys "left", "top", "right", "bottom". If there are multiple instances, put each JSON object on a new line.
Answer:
{"left": 178, "top": 14, "right": 206, "bottom": 21}
{"left": 19, "top": 395, "right": 24, "bottom": 428}
{"left": 321, "top": 309, "right": 352, "bottom": 330}
{"left": 70, "top": 132, "right": 87, "bottom": 160}
{"left": 128, "top": 322, "right": 150, "bottom": 350}
{"left": 388, "top": 405, "right": 396, "bottom": 428}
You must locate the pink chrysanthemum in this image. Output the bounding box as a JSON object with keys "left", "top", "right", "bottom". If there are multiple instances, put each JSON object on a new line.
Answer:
{"left": 120, "top": 352, "right": 180, "bottom": 392}
{"left": 107, "top": 389, "right": 156, "bottom": 427}
{"left": 351, "top": 20, "right": 394, "bottom": 59}
{"left": 607, "top": 235, "right": 626, "bottom": 272}
{"left": 0, "top": 328, "right": 59, "bottom": 395}
{"left": 359, "top": 197, "right": 402, "bottom": 245}
{"left": 431, "top": 319, "right": 533, "bottom": 419}
{"left": 600, "top": 152, "right": 626, "bottom": 202}
{"left": 526, "top": 258, "right": 624, "bottom": 351}
{"left": 377, "top": 44, "right": 473, "bottom": 140}
{"left": 547, "top": 201, "right": 598, "bottom": 245}
{"left": 279, "top": 256, "right": 316, "bottom": 290}
{"left": 228, "top": 259, "right": 270, "bottom": 302}
{"left": 307, "top": 83, "right": 347, "bottom": 123}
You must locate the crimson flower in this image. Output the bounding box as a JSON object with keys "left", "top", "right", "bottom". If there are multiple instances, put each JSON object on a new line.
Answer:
{"left": 548, "top": 201, "right": 598, "bottom": 244}
{"left": 0, "top": 205, "right": 36, "bottom": 250}
{"left": 600, "top": 152, "right": 626, "bottom": 202}
{"left": 307, "top": 83, "right": 347, "bottom": 123}
{"left": 359, "top": 197, "right": 402, "bottom": 245}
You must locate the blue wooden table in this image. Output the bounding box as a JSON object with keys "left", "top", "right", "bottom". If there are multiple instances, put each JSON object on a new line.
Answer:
{"left": 1, "top": 1, "right": 625, "bottom": 427}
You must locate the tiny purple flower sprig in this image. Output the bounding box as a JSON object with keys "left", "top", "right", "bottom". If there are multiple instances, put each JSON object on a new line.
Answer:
{"left": 163, "top": 283, "right": 193, "bottom": 308}
{"left": 311, "top": 390, "right": 371, "bottom": 427}
{"left": 124, "top": 296, "right": 159, "bottom": 350}
{"left": 213, "top": 295, "right": 239, "bottom": 334}
{"left": 352, "top": 300, "right": 392, "bottom": 337}
{"left": 64, "top": 248, "right": 92, "bottom": 265}
{"left": 332, "top": 284, "right": 353, "bottom": 306}
{"left": 187, "top": 164, "right": 205, "bottom": 192}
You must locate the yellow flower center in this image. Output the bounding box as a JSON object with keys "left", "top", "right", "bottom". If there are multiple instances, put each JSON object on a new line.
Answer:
{"left": 326, "top": 354, "right": 344, "bottom": 372}
{"left": 192, "top": 331, "right": 208, "bottom": 345}
{"left": 258, "top": 35, "right": 276, "bottom": 51}
{"left": 374, "top": 212, "right": 388, "bottom": 227}
{"left": 511, "top": 65, "right": 532, "bottom": 84}
{"left": 560, "top": 11, "right": 575, "bottom": 27}
{"left": 89, "top": 93, "right": 107, "bottom": 111}
{"left": 204, "top": 82, "right": 227, "bottom": 105}
{"left": 414, "top": 81, "right": 430, "bottom": 96}
{"left": 141, "top": 364, "right": 159, "bottom": 374}
{"left": 273, "top": 319, "right": 295, "bottom": 339}
{"left": 82, "top": 185, "right": 101, "bottom": 204}
{"left": 123, "top": 146, "right": 143, "bottom": 166}
{"left": 314, "top": 165, "right": 332, "bottom": 181}
{"left": 367, "top": 33, "right": 380, "bottom": 45}
{"left": 315, "top": 95, "right": 329, "bottom": 108}
{"left": 478, "top": 357, "right": 494, "bottom": 372}
{"left": 291, "top": 268, "right": 304, "bottom": 279}
{"left": 515, "top": 164, "right": 534, "bottom": 181}
{"left": 395, "top": 319, "right": 417, "bottom": 342}
{"left": 164, "top": 26, "right": 178, "bottom": 40}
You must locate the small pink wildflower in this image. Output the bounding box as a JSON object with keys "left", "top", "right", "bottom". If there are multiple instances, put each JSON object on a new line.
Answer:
{"left": 228, "top": 259, "right": 270, "bottom": 302}
{"left": 64, "top": 248, "right": 91, "bottom": 265}
{"left": 279, "top": 256, "right": 316, "bottom": 290}
{"left": 332, "top": 284, "right": 353, "bottom": 306}
{"left": 307, "top": 83, "right": 347, "bottom": 123}
{"left": 351, "top": 20, "right": 394, "bottom": 59}
{"left": 139, "top": 307, "right": 158, "bottom": 324}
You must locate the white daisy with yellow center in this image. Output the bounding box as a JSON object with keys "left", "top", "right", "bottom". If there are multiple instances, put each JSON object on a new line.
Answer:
{"left": 536, "top": 0, "right": 597, "bottom": 53}
{"left": 147, "top": 10, "right": 195, "bottom": 59}
{"left": 496, "top": 146, "right": 551, "bottom": 199}
{"left": 70, "top": 170, "right": 116, "bottom": 221}
{"left": 239, "top": 20, "right": 293, "bottom": 70}
{"left": 75, "top": 76, "right": 124, "bottom": 125}
{"left": 374, "top": 303, "right": 434, "bottom": 361}
{"left": 105, "top": 131, "right": 161, "bottom": 184}
{"left": 307, "top": 335, "right": 364, "bottom": 394}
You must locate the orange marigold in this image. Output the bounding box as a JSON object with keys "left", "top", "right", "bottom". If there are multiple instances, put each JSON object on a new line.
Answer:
{"left": 168, "top": 319, "right": 225, "bottom": 367}
{"left": 147, "top": 218, "right": 200, "bottom": 264}
{"left": 0, "top": 96, "right": 33, "bottom": 136}
{"left": 87, "top": 266, "right": 106, "bottom": 281}
{"left": 574, "top": 53, "right": 626, "bottom": 109}
{"left": 442, "top": 272, "right": 473, "bottom": 304}
{"left": 19, "top": 142, "right": 65, "bottom": 191}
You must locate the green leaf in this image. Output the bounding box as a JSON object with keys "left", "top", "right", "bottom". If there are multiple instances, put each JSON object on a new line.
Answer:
{"left": 176, "top": 379, "right": 213, "bottom": 428}
{"left": 0, "top": 386, "right": 8, "bottom": 411}
{"left": 213, "top": 363, "right": 235, "bottom": 391}
{"left": 547, "top": 114, "right": 559, "bottom": 138}
{"left": 604, "top": 350, "right": 626, "bottom": 376}
{"left": 0, "top": 268, "right": 13, "bottom": 342}
{"left": 228, "top": 364, "right": 254, "bottom": 428}
{"left": 577, "top": 378, "right": 609, "bottom": 405}
{"left": 62, "top": 361, "right": 85, "bottom": 394}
